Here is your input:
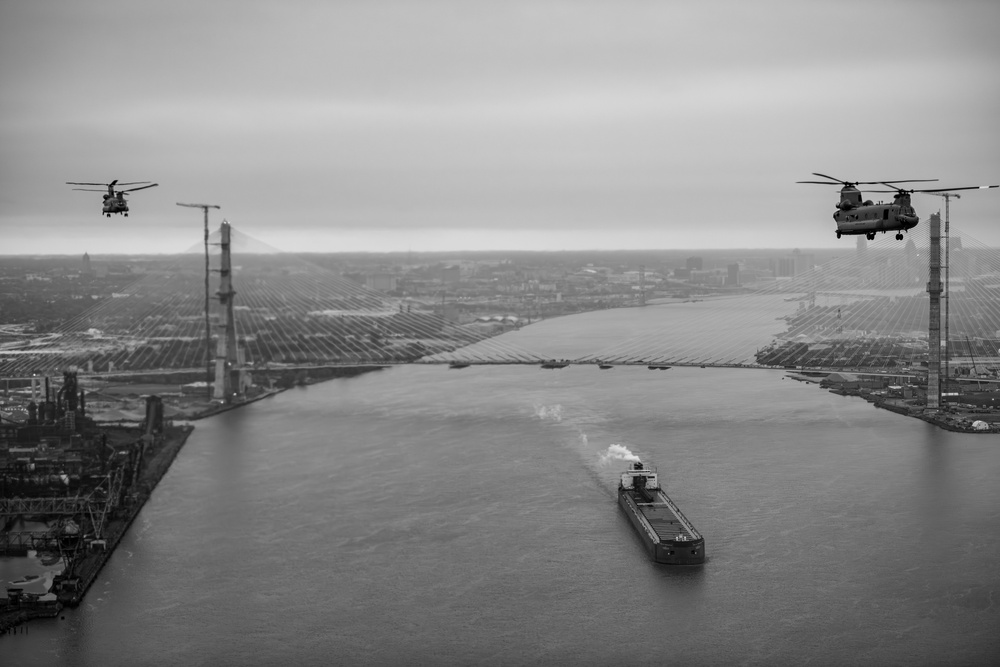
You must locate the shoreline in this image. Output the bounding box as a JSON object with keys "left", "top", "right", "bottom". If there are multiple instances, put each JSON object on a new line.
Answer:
{"left": 1, "top": 424, "right": 193, "bottom": 635}
{"left": 1, "top": 366, "right": 383, "bottom": 635}
{"left": 57, "top": 424, "right": 195, "bottom": 609}
{"left": 829, "top": 387, "right": 999, "bottom": 433}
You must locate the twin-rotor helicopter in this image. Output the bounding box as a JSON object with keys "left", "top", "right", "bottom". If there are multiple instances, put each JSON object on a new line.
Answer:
{"left": 66, "top": 179, "right": 159, "bottom": 217}
{"left": 798, "top": 173, "right": 998, "bottom": 241}
{"left": 62, "top": 172, "right": 997, "bottom": 236}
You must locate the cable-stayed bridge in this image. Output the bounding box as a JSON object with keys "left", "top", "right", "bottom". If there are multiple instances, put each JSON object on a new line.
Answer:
{"left": 3, "top": 222, "right": 1000, "bottom": 380}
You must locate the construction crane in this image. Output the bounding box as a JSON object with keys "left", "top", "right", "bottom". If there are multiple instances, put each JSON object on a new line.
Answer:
{"left": 176, "top": 202, "right": 221, "bottom": 399}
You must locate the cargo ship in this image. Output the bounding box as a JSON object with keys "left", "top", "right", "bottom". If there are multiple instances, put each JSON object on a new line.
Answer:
{"left": 618, "top": 460, "right": 705, "bottom": 564}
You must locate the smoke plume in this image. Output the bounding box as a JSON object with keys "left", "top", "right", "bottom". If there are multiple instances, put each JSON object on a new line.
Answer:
{"left": 599, "top": 444, "right": 640, "bottom": 465}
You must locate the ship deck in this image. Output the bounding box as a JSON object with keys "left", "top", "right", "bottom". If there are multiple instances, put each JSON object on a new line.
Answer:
{"left": 629, "top": 491, "right": 702, "bottom": 543}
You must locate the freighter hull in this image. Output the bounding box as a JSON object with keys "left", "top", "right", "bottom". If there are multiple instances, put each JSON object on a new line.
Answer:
{"left": 618, "top": 485, "right": 705, "bottom": 565}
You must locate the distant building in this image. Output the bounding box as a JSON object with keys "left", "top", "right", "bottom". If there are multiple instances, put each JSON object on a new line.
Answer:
{"left": 365, "top": 273, "right": 397, "bottom": 292}
{"left": 772, "top": 249, "right": 813, "bottom": 278}
{"left": 726, "top": 263, "right": 740, "bottom": 286}
{"left": 440, "top": 265, "right": 460, "bottom": 284}
{"left": 686, "top": 256, "right": 703, "bottom": 271}
{"left": 773, "top": 257, "right": 795, "bottom": 278}
{"left": 791, "top": 249, "right": 814, "bottom": 276}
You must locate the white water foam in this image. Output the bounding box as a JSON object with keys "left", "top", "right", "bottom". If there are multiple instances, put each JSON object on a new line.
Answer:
{"left": 534, "top": 404, "right": 563, "bottom": 422}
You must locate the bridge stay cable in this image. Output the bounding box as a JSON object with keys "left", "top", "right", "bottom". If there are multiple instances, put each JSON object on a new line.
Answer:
{"left": 3, "top": 222, "right": 1000, "bottom": 376}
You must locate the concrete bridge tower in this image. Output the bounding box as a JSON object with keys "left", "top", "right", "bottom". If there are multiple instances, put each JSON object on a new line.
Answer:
{"left": 926, "top": 212, "right": 942, "bottom": 411}
{"left": 213, "top": 221, "right": 244, "bottom": 404}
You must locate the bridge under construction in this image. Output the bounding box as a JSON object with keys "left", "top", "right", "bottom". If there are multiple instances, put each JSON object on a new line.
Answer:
{"left": 2, "top": 215, "right": 1000, "bottom": 411}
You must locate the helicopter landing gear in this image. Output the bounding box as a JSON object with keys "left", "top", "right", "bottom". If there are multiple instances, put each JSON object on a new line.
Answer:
{"left": 106, "top": 213, "right": 111, "bottom": 217}
{"left": 895, "top": 233, "right": 903, "bottom": 240}
{"left": 124, "top": 213, "right": 128, "bottom": 217}
{"left": 866, "top": 233, "right": 875, "bottom": 241}
{"left": 836, "top": 231, "right": 841, "bottom": 239}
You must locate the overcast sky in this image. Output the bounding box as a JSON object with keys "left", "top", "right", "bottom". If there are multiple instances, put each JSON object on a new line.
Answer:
{"left": 2, "top": 0, "right": 998, "bottom": 255}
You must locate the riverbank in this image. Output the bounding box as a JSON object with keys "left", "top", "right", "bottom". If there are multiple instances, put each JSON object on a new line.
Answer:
{"left": 787, "top": 372, "right": 999, "bottom": 433}
{"left": 59, "top": 424, "right": 195, "bottom": 607}
{"left": 2, "top": 366, "right": 384, "bottom": 635}
{"left": 0, "top": 605, "right": 60, "bottom": 635}
{"left": 1, "top": 424, "right": 194, "bottom": 635}
{"left": 83, "top": 365, "right": 386, "bottom": 423}
{"left": 828, "top": 387, "right": 1000, "bottom": 433}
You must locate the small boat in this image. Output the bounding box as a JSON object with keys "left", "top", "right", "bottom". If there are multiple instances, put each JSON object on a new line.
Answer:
{"left": 599, "top": 364, "right": 613, "bottom": 370}
{"left": 540, "top": 362, "right": 569, "bottom": 369}
{"left": 39, "top": 552, "right": 63, "bottom": 566}
{"left": 448, "top": 363, "right": 470, "bottom": 369}
{"left": 647, "top": 365, "right": 671, "bottom": 370}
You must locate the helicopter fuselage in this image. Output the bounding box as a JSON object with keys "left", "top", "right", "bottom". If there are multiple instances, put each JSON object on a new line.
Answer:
{"left": 831, "top": 186, "right": 916, "bottom": 239}
{"left": 833, "top": 202, "right": 918, "bottom": 236}
{"left": 101, "top": 192, "right": 129, "bottom": 216}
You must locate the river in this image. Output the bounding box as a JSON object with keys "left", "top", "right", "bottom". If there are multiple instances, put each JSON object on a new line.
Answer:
{"left": 5, "top": 302, "right": 1000, "bottom": 666}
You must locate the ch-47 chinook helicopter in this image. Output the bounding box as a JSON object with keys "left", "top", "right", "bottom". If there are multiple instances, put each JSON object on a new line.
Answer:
{"left": 66, "top": 179, "right": 159, "bottom": 217}
{"left": 797, "top": 173, "right": 999, "bottom": 241}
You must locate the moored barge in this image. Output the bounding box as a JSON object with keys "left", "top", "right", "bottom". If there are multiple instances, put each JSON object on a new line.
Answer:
{"left": 618, "top": 461, "right": 705, "bottom": 564}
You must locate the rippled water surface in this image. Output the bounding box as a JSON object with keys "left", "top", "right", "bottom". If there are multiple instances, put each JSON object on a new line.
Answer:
{"left": 6, "top": 305, "right": 1000, "bottom": 666}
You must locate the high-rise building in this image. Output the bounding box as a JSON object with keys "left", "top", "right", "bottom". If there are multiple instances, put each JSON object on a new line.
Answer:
{"left": 726, "top": 263, "right": 740, "bottom": 286}
{"left": 792, "top": 249, "right": 814, "bottom": 276}
{"left": 771, "top": 250, "right": 813, "bottom": 278}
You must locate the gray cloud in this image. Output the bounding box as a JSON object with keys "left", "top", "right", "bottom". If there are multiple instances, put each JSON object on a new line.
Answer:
{"left": 2, "top": 0, "right": 999, "bottom": 253}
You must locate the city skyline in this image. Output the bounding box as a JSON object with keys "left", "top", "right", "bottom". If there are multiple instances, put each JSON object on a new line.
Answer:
{"left": 2, "top": 1, "right": 999, "bottom": 255}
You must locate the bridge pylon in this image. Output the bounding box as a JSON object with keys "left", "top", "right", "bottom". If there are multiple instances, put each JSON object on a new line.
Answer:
{"left": 926, "top": 212, "right": 942, "bottom": 411}
{"left": 213, "top": 221, "right": 246, "bottom": 404}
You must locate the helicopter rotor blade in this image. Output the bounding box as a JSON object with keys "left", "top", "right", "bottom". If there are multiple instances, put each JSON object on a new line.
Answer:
{"left": 810, "top": 172, "right": 847, "bottom": 184}
{"left": 72, "top": 188, "right": 109, "bottom": 192}
{"left": 910, "top": 184, "right": 999, "bottom": 194}
{"left": 800, "top": 173, "right": 940, "bottom": 187}
{"left": 119, "top": 183, "right": 159, "bottom": 193}
{"left": 865, "top": 183, "right": 998, "bottom": 195}
{"left": 66, "top": 180, "right": 152, "bottom": 187}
